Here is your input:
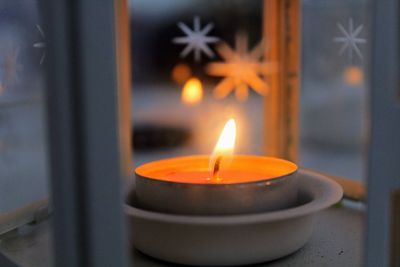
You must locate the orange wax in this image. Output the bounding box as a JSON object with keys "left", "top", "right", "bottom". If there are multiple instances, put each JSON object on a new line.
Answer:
{"left": 162, "top": 170, "right": 274, "bottom": 184}
{"left": 135, "top": 155, "right": 298, "bottom": 185}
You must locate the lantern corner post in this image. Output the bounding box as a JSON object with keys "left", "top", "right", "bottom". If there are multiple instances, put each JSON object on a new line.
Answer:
{"left": 262, "top": 0, "right": 300, "bottom": 162}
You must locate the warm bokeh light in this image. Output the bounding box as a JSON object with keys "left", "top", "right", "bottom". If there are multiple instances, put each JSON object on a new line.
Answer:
{"left": 209, "top": 119, "right": 236, "bottom": 181}
{"left": 172, "top": 63, "right": 192, "bottom": 85}
{"left": 206, "top": 33, "right": 277, "bottom": 102}
{"left": 181, "top": 77, "right": 203, "bottom": 105}
{"left": 343, "top": 66, "right": 364, "bottom": 86}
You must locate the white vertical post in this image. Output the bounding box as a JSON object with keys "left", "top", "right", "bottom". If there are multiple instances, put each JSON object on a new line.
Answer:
{"left": 367, "top": 0, "right": 400, "bottom": 266}
{"left": 43, "top": 0, "right": 129, "bottom": 266}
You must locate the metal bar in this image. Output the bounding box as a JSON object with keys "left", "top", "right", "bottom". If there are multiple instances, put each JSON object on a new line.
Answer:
{"left": 263, "top": 0, "right": 300, "bottom": 162}
{"left": 43, "top": 0, "right": 128, "bottom": 266}
{"left": 43, "top": 1, "right": 82, "bottom": 265}
{"left": 114, "top": 0, "right": 133, "bottom": 187}
{"left": 367, "top": 0, "right": 400, "bottom": 266}
{"left": 391, "top": 189, "right": 400, "bottom": 267}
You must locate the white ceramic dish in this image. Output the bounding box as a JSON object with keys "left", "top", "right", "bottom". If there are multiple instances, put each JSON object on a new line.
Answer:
{"left": 125, "top": 169, "right": 343, "bottom": 266}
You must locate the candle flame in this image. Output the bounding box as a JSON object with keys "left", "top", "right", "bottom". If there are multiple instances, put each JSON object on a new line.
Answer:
{"left": 209, "top": 119, "right": 236, "bottom": 182}
{"left": 181, "top": 77, "right": 203, "bottom": 105}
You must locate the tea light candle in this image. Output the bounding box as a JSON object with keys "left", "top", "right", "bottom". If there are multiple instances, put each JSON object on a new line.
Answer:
{"left": 135, "top": 119, "right": 298, "bottom": 215}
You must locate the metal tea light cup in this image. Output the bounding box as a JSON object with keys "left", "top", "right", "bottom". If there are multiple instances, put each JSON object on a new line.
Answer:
{"left": 135, "top": 155, "right": 298, "bottom": 215}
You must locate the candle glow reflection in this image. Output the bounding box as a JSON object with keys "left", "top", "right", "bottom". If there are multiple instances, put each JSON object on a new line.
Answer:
{"left": 181, "top": 77, "right": 203, "bottom": 105}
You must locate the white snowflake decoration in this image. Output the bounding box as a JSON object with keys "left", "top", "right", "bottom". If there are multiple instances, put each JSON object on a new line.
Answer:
{"left": 33, "top": 24, "right": 46, "bottom": 65}
{"left": 333, "top": 18, "right": 366, "bottom": 61}
{"left": 206, "top": 32, "right": 276, "bottom": 101}
{"left": 172, "top": 16, "right": 219, "bottom": 62}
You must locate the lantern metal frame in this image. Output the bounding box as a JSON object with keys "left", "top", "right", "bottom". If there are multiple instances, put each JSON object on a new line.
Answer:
{"left": 367, "top": 0, "right": 400, "bottom": 266}
{"left": 43, "top": 0, "right": 132, "bottom": 266}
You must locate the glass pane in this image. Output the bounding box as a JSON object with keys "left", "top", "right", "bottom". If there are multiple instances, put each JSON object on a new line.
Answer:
{"left": 299, "top": 0, "right": 370, "bottom": 181}
{"left": 130, "top": 0, "right": 267, "bottom": 167}
{"left": 0, "top": 1, "right": 52, "bottom": 266}
{"left": 0, "top": 0, "right": 48, "bottom": 222}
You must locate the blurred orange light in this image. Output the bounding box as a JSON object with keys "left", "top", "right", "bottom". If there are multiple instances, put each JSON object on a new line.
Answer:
{"left": 344, "top": 66, "right": 363, "bottom": 86}
{"left": 181, "top": 77, "right": 203, "bottom": 105}
{"left": 172, "top": 63, "right": 192, "bottom": 85}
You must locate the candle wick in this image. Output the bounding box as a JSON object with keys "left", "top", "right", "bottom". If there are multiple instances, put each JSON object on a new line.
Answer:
{"left": 212, "top": 156, "right": 222, "bottom": 182}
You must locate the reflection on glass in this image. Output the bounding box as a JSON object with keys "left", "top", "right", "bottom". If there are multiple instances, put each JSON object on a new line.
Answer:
{"left": 130, "top": 0, "right": 265, "bottom": 166}
{"left": 0, "top": 1, "right": 49, "bottom": 220}
{"left": 300, "top": 0, "right": 370, "bottom": 180}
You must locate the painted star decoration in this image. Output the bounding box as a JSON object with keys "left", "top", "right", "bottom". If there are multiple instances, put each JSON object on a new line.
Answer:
{"left": 33, "top": 24, "right": 46, "bottom": 65}
{"left": 333, "top": 18, "right": 366, "bottom": 62}
{"left": 206, "top": 32, "right": 277, "bottom": 102}
{"left": 172, "top": 16, "right": 219, "bottom": 62}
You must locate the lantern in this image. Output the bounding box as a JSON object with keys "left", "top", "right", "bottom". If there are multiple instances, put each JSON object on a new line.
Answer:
{"left": 0, "top": 0, "right": 398, "bottom": 266}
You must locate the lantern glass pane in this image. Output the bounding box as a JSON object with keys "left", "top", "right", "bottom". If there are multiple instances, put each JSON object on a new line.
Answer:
{"left": 0, "top": 1, "right": 50, "bottom": 225}
{"left": 0, "top": 2, "right": 53, "bottom": 266}
{"left": 299, "top": 0, "right": 370, "bottom": 181}
{"left": 130, "top": 0, "right": 267, "bottom": 166}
